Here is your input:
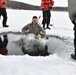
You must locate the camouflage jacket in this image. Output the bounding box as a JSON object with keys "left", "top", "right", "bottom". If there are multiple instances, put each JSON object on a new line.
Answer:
{"left": 22, "top": 23, "right": 46, "bottom": 36}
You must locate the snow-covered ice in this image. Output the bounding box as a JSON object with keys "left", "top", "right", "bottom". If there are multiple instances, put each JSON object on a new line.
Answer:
{"left": 0, "top": 54, "right": 76, "bottom": 75}
{"left": 0, "top": 0, "right": 76, "bottom": 74}
{"left": 0, "top": 8, "right": 76, "bottom": 75}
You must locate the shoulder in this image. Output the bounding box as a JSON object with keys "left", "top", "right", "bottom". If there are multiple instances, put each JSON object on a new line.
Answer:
{"left": 37, "top": 24, "right": 42, "bottom": 28}
{"left": 26, "top": 23, "right": 32, "bottom": 26}
{"left": 36, "top": 23, "right": 41, "bottom": 26}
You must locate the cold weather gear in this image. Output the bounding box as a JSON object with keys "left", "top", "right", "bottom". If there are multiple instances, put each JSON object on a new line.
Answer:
{"left": 41, "top": 0, "right": 54, "bottom": 29}
{"left": 41, "top": 0, "right": 54, "bottom": 10}
{"left": 74, "top": 28, "right": 76, "bottom": 55}
{"left": 0, "top": 8, "right": 7, "bottom": 27}
{"left": 42, "top": 9, "right": 51, "bottom": 29}
{"left": 0, "top": 0, "right": 6, "bottom": 8}
{"left": 0, "top": 0, "right": 8, "bottom": 27}
{"left": 71, "top": 54, "right": 76, "bottom": 60}
{"left": 68, "top": 0, "right": 76, "bottom": 56}
{"left": 22, "top": 23, "right": 46, "bottom": 36}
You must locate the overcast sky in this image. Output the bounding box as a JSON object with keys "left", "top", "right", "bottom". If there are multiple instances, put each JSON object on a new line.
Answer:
{"left": 12, "top": 0, "right": 68, "bottom": 7}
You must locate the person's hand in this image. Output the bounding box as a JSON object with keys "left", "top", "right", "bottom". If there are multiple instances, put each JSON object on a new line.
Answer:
{"left": 50, "top": 6, "right": 52, "bottom": 9}
{"left": 41, "top": 7, "right": 45, "bottom": 11}
{"left": 48, "top": 6, "right": 52, "bottom": 10}
{"left": 25, "top": 29, "right": 30, "bottom": 33}
{"left": 35, "top": 34, "right": 40, "bottom": 39}
{"left": 40, "top": 31, "right": 44, "bottom": 35}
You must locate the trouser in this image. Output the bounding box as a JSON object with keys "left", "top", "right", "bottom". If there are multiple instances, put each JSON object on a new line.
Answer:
{"left": 42, "top": 9, "right": 51, "bottom": 28}
{"left": 74, "top": 31, "right": 76, "bottom": 55}
{"left": 0, "top": 8, "right": 7, "bottom": 27}
{"left": 72, "top": 21, "right": 76, "bottom": 55}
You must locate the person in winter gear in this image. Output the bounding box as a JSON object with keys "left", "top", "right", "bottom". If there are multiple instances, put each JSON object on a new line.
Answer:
{"left": 0, "top": 0, "right": 8, "bottom": 27}
{"left": 0, "top": 35, "right": 8, "bottom": 55}
{"left": 68, "top": 0, "right": 76, "bottom": 60}
{"left": 21, "top": 16, "right": 49, "bottom": 56}
{"left": 22, "top": 16, "right": 46, "bottom": 37}
{"left": 41, "top": 0, "right": 54, "bottom": 29}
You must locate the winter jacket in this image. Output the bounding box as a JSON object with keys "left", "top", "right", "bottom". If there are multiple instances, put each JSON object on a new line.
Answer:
{"left": 41, "top": 0, "right": 54, "bottom": 10}
{"left": 0, "top": 0, "right": 6, "bottom": 8}
{"left": 22, "top": 23, "right": 46, "bottom": 36}
{"left": 68, "top": 0, "right": 76, "bottom": 22}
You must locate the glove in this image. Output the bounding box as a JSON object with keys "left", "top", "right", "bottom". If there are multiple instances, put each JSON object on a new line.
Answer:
{"left": 50, "top": 6, "right": 52, "bottom": 9}
{"left": 41, "top": 8, "right": 45, "bottom": 11}
{"left": 35, "top": 34, "right": 40, "bottom": 39}
{"left": 49, "top": 6, "right": 52, "bottom": 10}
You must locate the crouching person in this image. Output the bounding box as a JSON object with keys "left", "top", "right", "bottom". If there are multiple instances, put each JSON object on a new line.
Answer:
{"left": 0, "top": 35, "right": 8, "bottom": 55}
{"left": 22, "top": 16, "right": 49, "bottom": 56}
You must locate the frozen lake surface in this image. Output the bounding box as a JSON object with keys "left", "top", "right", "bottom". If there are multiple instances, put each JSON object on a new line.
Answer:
{"left": 0, "top": 33, "right": 73, "bottom": 59}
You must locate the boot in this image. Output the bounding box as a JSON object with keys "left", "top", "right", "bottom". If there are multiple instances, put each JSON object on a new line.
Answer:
{"left": 46, "top": 27, "right": 51, "bottom": 30}
{"left": 71, "top": 53, "right": 76, "bottom": 60}
{"left": 3, "top": 35, "right": 8, "bottom": 39}
{"left": 3, "top": 25, "right": 9, "bottom": 27}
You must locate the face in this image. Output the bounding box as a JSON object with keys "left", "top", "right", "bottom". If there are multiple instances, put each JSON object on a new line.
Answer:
{"left": 32, "top": 18, "right": 38, "bottom": 25}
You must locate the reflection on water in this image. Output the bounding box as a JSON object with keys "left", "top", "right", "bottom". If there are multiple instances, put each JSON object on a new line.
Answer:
{"left": 0, "top": 35, "right": 8, "bottom": 55}
{"left": 0, "top": 33, "right": 24, "bottom": 55}
{"left": 7, "top": 33, "right": 24, "bottom": 55}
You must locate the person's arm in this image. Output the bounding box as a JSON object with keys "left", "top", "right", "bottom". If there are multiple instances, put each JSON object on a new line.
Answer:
{"left": 38, "top": 25, "right": 46, "bottom": 36}
{"left": 50, "top": 0, "right": 54, "bottom": 9}
{"left": 51, "top": 0, "right": 54, "bottom": 6}
{"left": 0, "top": 1, "right": 6, "bottom": 4}
{"left": 41, "top": 0, "right": 45, "bottom": 11}
{"left": 22, "top": 24, "right": 30, "bottom": 34}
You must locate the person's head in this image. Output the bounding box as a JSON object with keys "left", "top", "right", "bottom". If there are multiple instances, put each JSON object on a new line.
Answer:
{"left": 32, "top": 16, "right": 38, "bottom": 25}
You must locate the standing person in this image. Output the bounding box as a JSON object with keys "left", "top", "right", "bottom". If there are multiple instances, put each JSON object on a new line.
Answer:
{"left": 0, "top": 0, "right": 8, "bottom": 27}
{"left": 0, "top": 35, "right": 8, "bottom": 55}
{"left": 68, "top": 0, "right": 76, "bottom": 60}
{"left": 41, "top": 0, "right": 54, "bottom": 29}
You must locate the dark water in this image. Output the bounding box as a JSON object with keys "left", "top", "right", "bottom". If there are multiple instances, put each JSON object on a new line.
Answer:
{"left": 0, "top": 33, "right": 23, "bottom": 55}
{"left": 0, "top": 33, "right": 73, "bottom": 58}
